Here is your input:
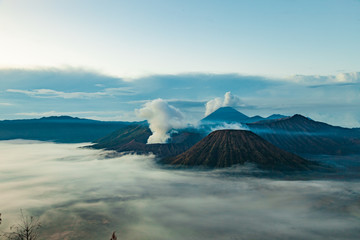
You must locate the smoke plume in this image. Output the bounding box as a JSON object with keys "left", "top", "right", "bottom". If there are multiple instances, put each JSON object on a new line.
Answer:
{"left": 205, "top": 91, "right": 243, "bottom": 116}
{"left": 210, "top": 123, "right": 249, "bottom": 132}
{"left": 136, "top": 99, "right": 187, "bottom": 144}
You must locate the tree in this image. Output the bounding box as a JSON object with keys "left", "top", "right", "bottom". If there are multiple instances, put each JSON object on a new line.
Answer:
{"left": 110, "top": 231, "right": 118, "bottom": 240}
{"left": 1, "top": 210, "right": 41, "bottom": 240}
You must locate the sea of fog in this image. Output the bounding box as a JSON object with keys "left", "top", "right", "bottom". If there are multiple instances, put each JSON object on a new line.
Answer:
{"left": 0, "top": 140, "right": 360, "bottom": 240}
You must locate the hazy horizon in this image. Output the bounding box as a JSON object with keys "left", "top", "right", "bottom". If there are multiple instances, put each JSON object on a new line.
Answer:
{"left": 0, "top": 0, "right": 360, "bottom": 127}
{"left": 1, "top": 70, "right": 360, "bottom": 128}
{"left": 1, "top": 140, "right": 359, "bottom": 240}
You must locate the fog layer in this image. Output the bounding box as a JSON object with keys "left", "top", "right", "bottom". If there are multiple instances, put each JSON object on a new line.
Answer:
{"left": 0, "top": 140, "right": 359, "bottom": 240}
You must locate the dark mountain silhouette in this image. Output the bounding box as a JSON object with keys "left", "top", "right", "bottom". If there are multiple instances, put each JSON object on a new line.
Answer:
{"left": 247, "top": 114, "right": 360, "bottom": 155}
{"left": 248, "top": 115, "right": 265, "bottom": 122}
{"left": 164, "top": 130, "right": 315, "bottom": 171}
{"left": 0, "top": 116, "right": 133, "bottom": 143}
{"left": 87, "top": 111, "right": 360, "bottom": 170}
{"left": 202, "top": 107, "right": 249, "bottom": 123}
{"left": 251, "top": 114, "right": 289, "bottom": 124}
{"left": 266, "top": 114, "right": 287, "bottom": 120}
{"left": 93, "top": 123, "right": 152, "bottom": 149}
{"left": 91, "top": 124, "right": 205, "bottom": 158}
{"left": 37, "top": 116, "right": 96, "bottom": 122}
{"left": 201, "top": 107, "right": 287, "bottom": 124}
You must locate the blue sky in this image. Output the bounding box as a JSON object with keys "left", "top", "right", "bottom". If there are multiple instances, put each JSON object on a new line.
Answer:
{"left": 1, "top": 0, "right": 359, "bottom": 77}
{"left": 0, "top": 0, "right": 359, "bottom": 126}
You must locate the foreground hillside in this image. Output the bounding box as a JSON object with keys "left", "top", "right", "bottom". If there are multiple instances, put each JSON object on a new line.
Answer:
{"left": 91, "top": 124, "right": 205, "bottom": 158}
{"left": 164, "top": 130, "right": 316, "bottom": 171}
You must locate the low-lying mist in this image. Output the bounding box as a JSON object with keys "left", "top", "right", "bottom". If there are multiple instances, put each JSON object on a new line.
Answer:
{"left": 0, "top": 140, "right": 359, "bottom": 240}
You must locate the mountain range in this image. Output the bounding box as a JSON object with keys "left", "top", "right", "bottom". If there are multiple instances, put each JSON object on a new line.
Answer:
{"left": 163, "top": 130, "right": 315, "bottom": 171}
{"left": 201, "top": 107, "right": 287, "bottom": 124}
{"left": 92, "top": 124, "right": 205, "bottom": 157}
{"left": 0, "top": 116, "right": 133, "bottom": 143}
{"left": 2, "top": 107, "right": 360, "bottom": 171}
{"left": 248, "top": 114, "right": 360, "bottom": 155}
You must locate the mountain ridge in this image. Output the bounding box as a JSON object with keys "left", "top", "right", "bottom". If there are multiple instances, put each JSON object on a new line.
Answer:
{"left": 0, "top": 116, "right": 134, "bottom": 143}
{"left": 91, "top": 124, "right": 205, "bottom": 158}
{"left": 247, "top": 114, "right": 360, "bottom": 155}
{"left": 201, "top": 107, "right": 288, "bottom": 124}
{"left": 164, "top": 130, "right": 315, "bottom": 171}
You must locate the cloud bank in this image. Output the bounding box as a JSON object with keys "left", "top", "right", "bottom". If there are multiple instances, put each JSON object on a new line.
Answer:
{"left": 1, "top": 68, "right": 360, "bottom": 127}
{"left": 0, "top": 141, "right": 360, "bottom": 240}
{"left": 0, "top": 102, "right": 13, "bottom": 106}
{"left": 205, "top": 91, "right": 244, "bottom": 116}
{"left": 6, "top": 87, "right": 135, "bottom": 99}
{"left": 292, "top": 71, "right": 360, "bottom": 84}
{"left": 135, "top": 99, "right": 187, "bottom": 143}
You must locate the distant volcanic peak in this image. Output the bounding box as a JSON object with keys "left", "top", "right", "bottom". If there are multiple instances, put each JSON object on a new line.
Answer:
{"left": 244, "top": 112, "right": 360, "bottom": 155}
{"left": 217, "top": 106, "right": 247, "bottom": 115}
{"left": 166, "top": 129, "right": 313, "bottom": 170}
{"left": 290, "top": 114, "right": 310, "bottom": 121}
{"left": 249, "top": 113, "right": 314, "bottom": 126}
{"left": 280, "top": 114, "right": 328, "bottom": 128}
{"left": 40, "top": 115, "right": 82, "bottom": 121}
{"left": 215, "top": 106, "right": 241, "bottom": 112}
{"left": 248, "top": 115, "right": 265, "bottom": 122}
{"left": 202, "top": 107, "right": 249, "bottom": 123}
{"left": 41, "top": 115, "right": 73, "bottom": 119}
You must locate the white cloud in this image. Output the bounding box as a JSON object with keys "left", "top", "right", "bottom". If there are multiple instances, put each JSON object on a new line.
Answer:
{"left": 1, "top": 141, "right": 360, "bottom": 239}
{"left": 290, "top": 72, "right": 360, "bottom": 84}
{"left": 15, "top": 111, "right": 103, "bottom": 117}
{"left": 204, "top": 97, "right": 223, "bottom": 116}
{"left": 205, "top": 92, "right": 244, "bottom": 116}
{"left": 223, "top": 91, "right": 243, "bottom": 107}
{"left": 6, "top": 87, "right": 135, "bottom": 99}
{"left": 135, "top": 99, "right": 187, "bottom": 143}
{"left": 335, "top": 72, "right": 360, "bottom": 83}
{"left": 14, "top": 110, "right": 137, "bottom": 121}
{"left": 0, "top": 102, "right": 13, "bottom": 106}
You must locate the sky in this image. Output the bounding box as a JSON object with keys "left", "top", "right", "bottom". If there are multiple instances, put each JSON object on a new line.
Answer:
{"left": 0, "top": 0, "right": 359, "bottom": 127}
